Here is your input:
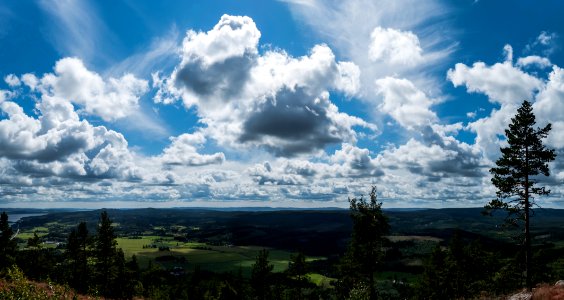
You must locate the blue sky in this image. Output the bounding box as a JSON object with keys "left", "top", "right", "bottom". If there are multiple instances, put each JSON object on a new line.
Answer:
{"left": 0, "top": 0, "right": 563, "bottom": 209}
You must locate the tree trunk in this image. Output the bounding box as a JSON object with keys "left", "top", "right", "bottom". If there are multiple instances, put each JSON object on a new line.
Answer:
{"left": 525, "top": 148, "right": 532, "bottom": 291}
{"left": 369, "top": 272, "right": 376, "bottom": 300}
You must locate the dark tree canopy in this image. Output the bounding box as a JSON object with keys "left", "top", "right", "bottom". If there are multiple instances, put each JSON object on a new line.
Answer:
{"left": 251, "top": 249, "right": 274, "bottom": 300}
{"left": 337, "top": 186, "right": 390, "bottom": 300}
{"left": 485, "top": 100, "right": 556, "bottom": 290}
{"left": 66, "top": 222, "right": 90, "bottom": 293}
{"left": 0, "top": 212, "right": 17, "bottom": 271}
{"left": 95, "top": 210, "right": 119, "bottom": 297}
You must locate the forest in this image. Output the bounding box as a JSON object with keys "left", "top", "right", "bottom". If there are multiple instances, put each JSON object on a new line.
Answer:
{"left": 1, "top": 202, "right": 564, "bottom": 299}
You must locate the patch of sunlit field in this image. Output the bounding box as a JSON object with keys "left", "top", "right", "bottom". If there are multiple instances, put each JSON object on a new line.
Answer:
{"left": 116, "top": 236, "right": 323, "bottom": 276}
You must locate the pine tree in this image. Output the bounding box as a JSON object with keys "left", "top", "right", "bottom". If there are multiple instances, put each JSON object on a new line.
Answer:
{"left": 484, "top": 100, "right": 556, "bottom": 290}
{"left": 66, "top": 222, "right": 91, "bottom": 293}
{"left": 0, "top": 212, "right": 17, "bottom": 271}
{"left": 27, "top": 232, "right": 41, "bottom": 249}
{"left": 347, "top": 186, "right": 390, "bottom": 300}
{"left": 287, "top": 252, "right": 308, "bottom": 300}
{"left": 251, "top": 249, "right": 273, "bottom": 300}
{"left": 95, "top": 210, "right": 118, "bottom": 296}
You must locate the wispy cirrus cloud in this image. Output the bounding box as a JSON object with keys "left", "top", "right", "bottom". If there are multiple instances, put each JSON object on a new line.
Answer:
{"left": 37, "top": 0, "right": 117, "bottom": 64}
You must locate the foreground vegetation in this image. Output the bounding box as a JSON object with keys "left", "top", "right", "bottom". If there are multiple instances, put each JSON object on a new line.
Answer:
{"left": 3, "top": 202, "right": 564, "bottom": 299}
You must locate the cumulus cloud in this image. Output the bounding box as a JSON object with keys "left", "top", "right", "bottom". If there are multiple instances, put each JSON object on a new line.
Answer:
{"left": 0, "top": 96, "right": 140, "bottom": 180}
{"left": 37, "top": 57, "right": 148, "bottom": 121}
{"left": 155, "top": 15, "right": 374, "bottom": 157}
{"left": 248, "top": 161, "right": 307, "bottom": 185}
{"left": 158, "top": 15, "right": 260, "bottom": 108}
{"left": 281, "top": 0, "right": 455, "bottom": 104}
{"left": 534, "top": 66, "right": 564, "bottom": 148}
{"left": 21, "top": 74, "right": 39, "bottom": 90}
{"left": 159, "top": 132, "right": 225, "bottom": 166}
{"left": 447, "top": 60, "right": 542, "bottom": 105}
{"left": 375, "top": 77, "right": 437, "bottom": 129}
{"left": 450, "top": 44, "right": 564, "bottom": 186}
{"left": 4, "top": 74, "right": 20, "bottom": 87}
{"left": 369, "top": 27, "right": 423, "bottom": 66}
{"left": 377, "top": 129, "right": 485, "bottom": 181}
{"left": 331, "top": 143, "right": 384, "bottom": 177}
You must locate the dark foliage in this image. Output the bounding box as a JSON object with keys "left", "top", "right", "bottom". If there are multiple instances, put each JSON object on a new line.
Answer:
{"left": 484, "top": 100, "right": 556, "bottom": 290}
{"left": 0, "top": 212, "right": 17, "bottom": 272}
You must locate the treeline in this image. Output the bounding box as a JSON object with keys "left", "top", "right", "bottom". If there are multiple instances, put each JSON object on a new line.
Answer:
{"left": 1, "top": 202, "right": 564, "bottom": 299}
{"left": 0, "top": 210, "right": 329, "bottom": 299}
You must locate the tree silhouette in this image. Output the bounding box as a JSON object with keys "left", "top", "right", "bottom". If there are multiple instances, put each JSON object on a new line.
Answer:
{"left": 26, "top": 232, "right": 41, "bottom": 249}
{"left": 251, "top": 249, "right": 273, "bottom": 300}
{"left": 346, "top": 186, "right": 390, "bottom": 300}
{"left": 0, "top": 212, "right": 17, "bottom": 271}
{"left": 66, "top": 222, "right": 91, "bottom": 293}
{"left": 484, "top": 100, "right": 556, "bottom": 290}
{"left": 287, "top": 251, "right": 308, "bottom": 299}
{"left": 95, "top": 210, "right": 118, "bottom": 296}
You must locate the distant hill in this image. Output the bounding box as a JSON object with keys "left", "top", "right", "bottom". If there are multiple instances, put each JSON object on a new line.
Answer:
{"left": 11, "top": 207, "right": 564, "bottom": 256}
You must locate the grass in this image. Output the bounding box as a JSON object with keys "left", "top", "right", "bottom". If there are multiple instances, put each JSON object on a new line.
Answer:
{"left": 307, "top": 273, "right": 335, "bottom": 288}
{"left": 116, "top": 236, "right": 319, "bottom": 276}
{"left": 387, "top": 235, "right": 442, "bottom": 243}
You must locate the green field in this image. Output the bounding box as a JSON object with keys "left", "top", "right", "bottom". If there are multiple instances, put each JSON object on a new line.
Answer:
{"left": 116, "top": 236, "right": 319, "bottom": 276}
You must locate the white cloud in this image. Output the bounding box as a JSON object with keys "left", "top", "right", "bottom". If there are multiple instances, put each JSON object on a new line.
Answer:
{"left": 538, "top": 31, "right": 556, "bottom": 45}
{"left": 4, "top": 74, "right": 20, "bottom": 87}
{"left": 330, "top": 143, "right": 383, "bottom": 176}
{"left": 38, "top": 0, "right": 116, "bottom": 63}
{"left": 503, "top": 44, "right": 513, "bottom": 62}
{"left": 107, "top": 26, "right": 180, "bottom": 78}
{"left": 0, "top": 89, "right": 14, "bottom": 104}
{"left": 159, "top": 132, "right": 225, "bottom": 166}
{"left": 525, "top": 31, "right": 559, "bottom": 56}
{"left": 0, "top": 95, "right": 140, "bottom": 180}
{"left": 534, "top": 66, "right": 564, "bottom": 148}
{"left": 21, "top": 74, "right": 39, "bottom": 90}
{"left": 447, "top": 60, "right": 543, "bottom": 105}
{"left": 452, "top": 45, "right": 564, "bottom": 185}
{"left": 369, "top": 27, "right": 423, "bottom": 66}
{"left": 335, "top": 61, "right": 361, "bottom": 97}
{"left": 375, "top": 77, "right": 437, "bottom": 129}
{"left": 181, "top": 14, "right": 260, "bottom": 66}
{"left": 281, "top": 0, "right": 455, "bottom": 104}
{"left": 38, "top": 57, "right": 148, "bottom": 121}
{"left": 516, "top": 55, "right": 552, "bottom": 69}
{"left": 156, "top": 15, "right": 374, "bottom": 157}
{"left": 376, "top": 130, "right": 485, "bottom": 180}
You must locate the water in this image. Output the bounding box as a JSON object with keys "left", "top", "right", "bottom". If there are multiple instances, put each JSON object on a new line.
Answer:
{"left": 7, "top": 213, "right": 46, "bottom": 223}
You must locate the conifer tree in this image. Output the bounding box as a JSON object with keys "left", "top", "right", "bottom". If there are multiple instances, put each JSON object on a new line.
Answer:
{"left": 0, "top": 212, "right": 17, "bottom": 271}
{"left": 484, "top": 100, "right": 556, "bottom": 290}
{"left": 95, "top": 210, "right": 118, "bottom": 296}
{"left": 251, "top": 249, "right": 273, "bottom": 300}
{"left": 347, "top": 186, "right": 389, "bottom": 300}
{"left": 287, "top": 251, "right": 308, "bottom": 299}
{"left": 27, "top": 232, "right": 41, "bottom": 249}
{"left": 66, "top": 222, "right": 90, "bottom": 293}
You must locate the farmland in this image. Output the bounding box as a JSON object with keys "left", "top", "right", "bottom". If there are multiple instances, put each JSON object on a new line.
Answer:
{"left": 8, "top": 207, "right": 564, "bottom": 289}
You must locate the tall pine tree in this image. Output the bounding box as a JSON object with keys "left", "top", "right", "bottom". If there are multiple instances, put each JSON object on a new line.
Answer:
{"left": 251, "top": 249, "right": 274, "bottom": 300}
{"left": 484, "top": 100, "right": 556, "bottom": 290}
{"left": 346, "top": 186, "right": 390, "bottom": 300}
{"left": 0, "top": 212, "right": 17, "bottom": 271}
{"left": 95, "top": 210, "right": 118, "bottom": 296}
{"left": 66, "top": 222, "right": 91, "bottom": 293}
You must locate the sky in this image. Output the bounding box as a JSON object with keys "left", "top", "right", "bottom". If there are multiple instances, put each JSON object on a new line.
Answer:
{"left": 0, "top": 0, "right": 563, "bottom": 209}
